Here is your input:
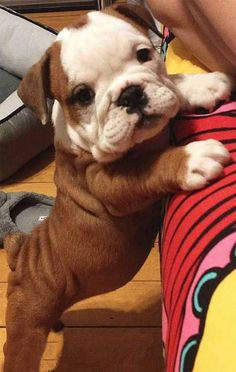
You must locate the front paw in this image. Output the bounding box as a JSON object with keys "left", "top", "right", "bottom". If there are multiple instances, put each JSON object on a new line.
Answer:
{"left": 181, "top": 139, "right": 230, "bottom": 191}
{"left": 183, "top": 72, "right": 233, "bottom": 111}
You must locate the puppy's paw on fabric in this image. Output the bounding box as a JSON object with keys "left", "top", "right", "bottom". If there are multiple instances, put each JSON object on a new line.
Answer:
{"left": 181, "top": 139, "right": 230, "bottom": 190}
{"left": 183, "top": 72, "right": 233, "bottom": 111}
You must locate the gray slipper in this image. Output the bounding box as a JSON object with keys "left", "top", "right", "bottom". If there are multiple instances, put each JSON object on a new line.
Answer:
{"left": 0, "top": 191, "right": 54, "bottom": 246}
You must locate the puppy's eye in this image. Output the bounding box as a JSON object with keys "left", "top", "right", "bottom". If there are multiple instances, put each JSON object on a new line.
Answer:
{"left": 136, "top": 48, "right": 151, "bottom": 63}
{"left": 71, "top": 85, "right": 94, "bottom": 105}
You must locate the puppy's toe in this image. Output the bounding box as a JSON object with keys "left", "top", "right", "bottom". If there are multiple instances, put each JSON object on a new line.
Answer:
{"left": 181, "top": 139, "right": 230, "bottom": 191}
{"left": 186, "top": 72, "right": 233, "bottom": 111}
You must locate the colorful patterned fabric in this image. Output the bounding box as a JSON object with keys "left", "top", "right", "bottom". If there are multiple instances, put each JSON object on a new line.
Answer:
{"left": 161, "top": 26, "right": 175, "bottom": 61}
{"left": 161, "top": 102, "right": 236, "bottom": 371}
{"left": 161, "top": 27, "right": 207, "bottom": 75}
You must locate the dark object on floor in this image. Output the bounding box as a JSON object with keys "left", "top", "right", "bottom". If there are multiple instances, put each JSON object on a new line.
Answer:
{"left": 0, "top": 191, "right": 54, "bottom": 246}
{"left": 52, "top": 320, "right": 65, "bottom": 333}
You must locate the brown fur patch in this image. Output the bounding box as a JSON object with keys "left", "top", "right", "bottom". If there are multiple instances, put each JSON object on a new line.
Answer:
{"left": 49, "top": 41, "right": 69, "bottom": 102}
{"left": 49, "top": 42, "right": 86, "bottom": 128}
{"left": 67, "top": 13, "right": 89, "bottom": 29}
{"left": 103, "top": 5, "right": 151, "bottom": 36}
{"left": 17, "top": 50, "right": 51, "bottom": 124}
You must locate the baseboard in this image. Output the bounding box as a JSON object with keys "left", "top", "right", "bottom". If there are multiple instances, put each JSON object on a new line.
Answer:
{"left": 2, "top": 1, "right": 98, "bottom": 13}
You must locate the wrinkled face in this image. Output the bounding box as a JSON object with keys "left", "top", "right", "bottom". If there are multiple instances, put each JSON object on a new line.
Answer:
{"left": 52, "top": 11, "right": 180, "bottom": 162}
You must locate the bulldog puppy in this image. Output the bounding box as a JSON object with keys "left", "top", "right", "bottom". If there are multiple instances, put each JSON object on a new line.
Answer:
{"left": 3, "top": 4, "right": 232, "bottom": 371}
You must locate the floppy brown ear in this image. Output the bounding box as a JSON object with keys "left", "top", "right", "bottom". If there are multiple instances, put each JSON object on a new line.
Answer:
{"left": 112, "top": 3, "right": 163, "bottom": 39}
{"left": 17, "top": 49, "right": 51, "bottom": 125}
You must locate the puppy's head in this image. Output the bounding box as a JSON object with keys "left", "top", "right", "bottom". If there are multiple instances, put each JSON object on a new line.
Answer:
{"left": 18, "top": 5, "right": 180, "bottom": 162}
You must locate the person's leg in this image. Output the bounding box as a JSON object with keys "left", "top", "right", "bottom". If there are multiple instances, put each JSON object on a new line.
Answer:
{"left": 146, "top": 0, "right": 236, "bottom": 77}
{"left": 186, "top": 0, "right": 236, "bottom": 59}
{"left": 160, "top": 102, "right": 236, "bottom": 371}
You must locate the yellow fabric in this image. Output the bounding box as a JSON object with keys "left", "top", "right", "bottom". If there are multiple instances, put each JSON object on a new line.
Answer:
{"left": 165, "top": 38, "right": 208, "bottom": 75}
{"left": 193, "top": 270, "right": 236, "bottom": 372}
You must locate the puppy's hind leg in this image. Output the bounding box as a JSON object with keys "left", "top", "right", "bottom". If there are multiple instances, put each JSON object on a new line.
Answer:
{"left": 3, "top": 235, "right": 68, "bottom": 372}
{"left": 3, "top": 282, "right": 65, "bottom": 372}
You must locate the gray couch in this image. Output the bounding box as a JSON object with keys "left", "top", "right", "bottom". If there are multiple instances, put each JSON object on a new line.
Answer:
{"left": 0, "top": 6, "right": 57, "bottom": 181}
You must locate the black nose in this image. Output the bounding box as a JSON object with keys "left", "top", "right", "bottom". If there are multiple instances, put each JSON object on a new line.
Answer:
{"left": 117, "top": 85, "right": 148, "bottom": 113}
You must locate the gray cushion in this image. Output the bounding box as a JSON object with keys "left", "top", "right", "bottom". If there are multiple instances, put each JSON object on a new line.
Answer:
{"left": 0, "top": 6, "right": 56, "bottom": 78}
{"left": 0, "top": 92, "right": 54, "bottom": 181}
{"left": 0, "top": 68, "right": 20, "bottom": 103}
{"left": 0, "top": 6, "right": 57, "bottom": 182}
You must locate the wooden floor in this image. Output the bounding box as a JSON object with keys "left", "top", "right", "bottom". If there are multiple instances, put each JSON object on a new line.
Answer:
{"left": 0, "top": 9, "right": 163, "bottom": 372}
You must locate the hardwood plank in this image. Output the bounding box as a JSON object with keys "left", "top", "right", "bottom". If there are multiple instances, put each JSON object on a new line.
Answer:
{"left": 134, "top": 247, "right": 160, "bottom": 281}
{"left": 0, "top": 252, "right": 8, "bottom": 281}
{"left": 0, "top": 284, "right": 6, "bottom": 326}
{"left": 24, "top": 2, "right": 126, "bottom": 32}
{"left": 2, "top": 165, "right": 55, "bottom": 185}
{"left": 1, "top": 147, "right": 55, "bottom": 186}
{"left": 5, "top": 165, "right": 55, "bottom": 184}
{"left": 25, "top": 10, "right": 89, "bottom": 31}
{"left": 1, "top": 183, "right": 56, "bottom": 197}
{"left": 55, "top": 327, "right": 163, "bottom": 372}
{"left": 0, "top": 327, "right": 163, "bottom": 372}
{"left": 62, "top": 281, "right": 161, "bottom": 327}
{"left": 0, "top": 281, "right": 161, "bottom": 327}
